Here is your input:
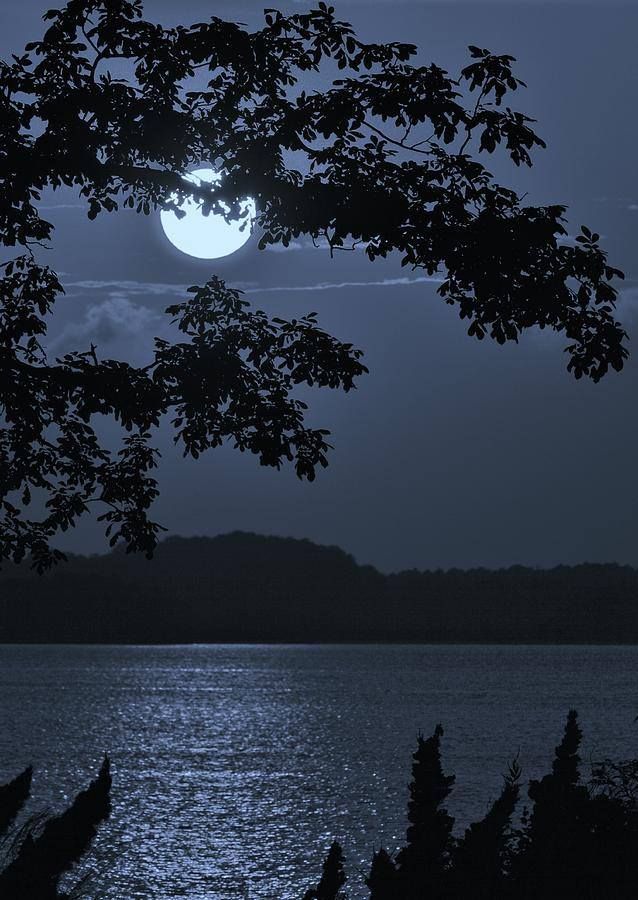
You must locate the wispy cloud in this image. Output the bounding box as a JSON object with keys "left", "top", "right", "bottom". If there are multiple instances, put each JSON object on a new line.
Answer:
{"left": 594, "top": 196, "right": 638, "bottom": 212}
{"left": 263, "top": 240, "right": 310, "bottom": 253}
{"left": 46, "top": 274, "right": 441, "bottom": 359}
{"left": 65, "top": 279, "right": 188, "bottom": 297}
{"left": 48, "top": 274, "right": 442, "bottom": 354}
{"left": 48, "top": 295, "right": 164, "bottom": 356}
{"left": 262, "top": 236, "right": 336, "bottom": 253}
{"left": 243, "top": 275, "right": 444, "bottom": 294}
{"left": 37, "top": 204, "right": 86, "bottom": 211}
{"left": 616, "top": 285, "right": 638, "bottom": 326}
{"left": 63, "top": 274, "right": 444, "bottom": 299}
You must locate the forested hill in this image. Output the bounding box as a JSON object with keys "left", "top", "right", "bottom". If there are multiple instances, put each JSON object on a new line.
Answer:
{"left": 0, "top": 532, "right": 637, "bottom": 643}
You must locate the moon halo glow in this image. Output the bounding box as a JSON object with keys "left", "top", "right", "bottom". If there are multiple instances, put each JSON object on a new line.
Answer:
{"left": 159, "top": 168, "right": 256, "bottom": 260}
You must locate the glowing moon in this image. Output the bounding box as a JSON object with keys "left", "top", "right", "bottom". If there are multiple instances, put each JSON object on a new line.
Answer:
{"left": 160, "top": 168, "right": 256, "bottom": 259}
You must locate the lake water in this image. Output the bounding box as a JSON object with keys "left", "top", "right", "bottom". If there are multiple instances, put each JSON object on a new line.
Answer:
{"left": 1, "top": 644, "right": 637, "bottom": 898}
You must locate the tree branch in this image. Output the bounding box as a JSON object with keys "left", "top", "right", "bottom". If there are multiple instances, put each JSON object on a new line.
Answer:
{"left": 362, "top": 120, "right": 433, "bottom": 156}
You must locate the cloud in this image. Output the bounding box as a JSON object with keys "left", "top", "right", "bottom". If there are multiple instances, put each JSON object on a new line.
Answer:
{"left": 63, "top": 274, "right": 444, "bottom": 299}
{"left": 616, "top": 285, "right": 638, "bottom": 326}
{"left": 262, "top": 236, "right": 384, "bottom": 254}
{"left": 47, "top": 273, "right": 443, "bottom": 356}
{"left": 65, "top": 279, "right": 188, "bottom": 297}
{"left": 263, "top": 240, "right": 309, "bottom": 253}
{"left": 37, "top": 204, "right": 86, "bottom": 211}
{"left": 593, "top": 197, "right": 638, "bottom": 212}
{"left": 244, "top": 275, "right": 444, "bottom": 294}
{"left": 48, "top": 295, "right": 164, "bottom": 356}
{"left": 263, "top": 236, "right": 335, "bottom": 253}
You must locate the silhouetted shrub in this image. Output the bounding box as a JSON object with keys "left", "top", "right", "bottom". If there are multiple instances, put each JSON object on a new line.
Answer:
{"left": 394, "top": 724, "right": 455, "bottom": 899}
{"left": 451, "top": 756, "right": 521, "bottom": 898}
{"left": 0, "top": 757, "right": 111, "bottom": 900}
{"left": 366, "top": 847, "right": 398, "bottom": 900}
{"left": 0, "top": 765, "right": 32, "bottom": 838}
{"left": 590, "top": 756, "right": 638, "bottom": 807}
{"left": 304, "top": 841, "right": 348, "bottom": 900}
{"left": 309, "top": 711, "right": 638, "bottom": 899}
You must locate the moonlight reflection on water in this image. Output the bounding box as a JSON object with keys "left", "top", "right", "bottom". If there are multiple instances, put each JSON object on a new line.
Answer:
{"left": 0, "top": 644, "right": 636, "bottom": 899}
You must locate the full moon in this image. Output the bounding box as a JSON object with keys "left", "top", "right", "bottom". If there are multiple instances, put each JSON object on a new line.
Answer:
{"left": 159, "top": 168, "right": 256, "bottom": 260}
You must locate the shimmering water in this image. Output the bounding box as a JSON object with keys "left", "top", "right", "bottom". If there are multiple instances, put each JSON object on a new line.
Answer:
{"left": 1, "top": 644, "right": 637, "bottom": 898}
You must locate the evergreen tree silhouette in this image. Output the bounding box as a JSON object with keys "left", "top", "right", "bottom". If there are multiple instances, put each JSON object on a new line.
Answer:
{"left": 320, "top": 715, "right": 638, "bottom": 900}
{"left": 513, "top": 710, "right": 590, "bottom": 899}
{"left": 452, "top": 756, "right": 521, "bottom": 898}
{"left": 366, "top": 848, "right": 399, "bottom": 900}
{"left": 304, "top": 841, "right": 347, "bottom": 900}
{"left": 0, "top": 766, "right": 32, "bottom": 838}
{"left": 318, "top": 841, "right": 347, "bottom": 900}
{"left": 304, "top": 841, "right": 346, "bottom": 900}
{"left": 0, "top": 756, "right": 111, "bottom": 900}
{"left": 550, "top": 709, "right": 582, "bottom": 787}
{"left": 395, "top": 725, "right": 455, "bottom": 898}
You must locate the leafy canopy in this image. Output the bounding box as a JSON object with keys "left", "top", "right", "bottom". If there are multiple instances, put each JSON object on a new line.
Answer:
{"left": 0, "top": 0, "right": 626, "bottom": 568}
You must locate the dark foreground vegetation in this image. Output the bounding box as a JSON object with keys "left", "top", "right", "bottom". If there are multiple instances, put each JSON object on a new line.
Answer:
{"left": 304, "top": 711, "right": 638, "bottom": 899}
{"left": 2, "top": 713, "right": 637, "bottom": 898}
{"left": 0, "top": 758, "right": 110, "bottom": 899}
{"left": 1, "top": 533, "right": 638, "bottom": 643}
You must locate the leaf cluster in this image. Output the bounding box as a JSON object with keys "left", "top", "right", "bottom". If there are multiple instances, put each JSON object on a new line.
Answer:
{"left": 0, "top": 1, "right": 626, "bottom": 566}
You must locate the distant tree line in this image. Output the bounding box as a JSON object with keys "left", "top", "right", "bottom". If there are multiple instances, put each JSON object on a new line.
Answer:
{"left": 1, "top": 533, "right": 637, "bottom": 643}
{"left": 304, "top": 711, "right": 638, "bottom": 899}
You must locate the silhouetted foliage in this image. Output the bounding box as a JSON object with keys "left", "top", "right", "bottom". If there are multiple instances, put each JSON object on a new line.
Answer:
{"left": 590, "top": 756, "right": 638, "bottom": 808}
{"left": 304, "top": 711, "right": 638, "bottom": 899}
{"left": 0, "top": 765, "right": 32, "bottom": 838}
{"left": 0, "top": 1, "right": 626, "bottom": 568}
{"left": 366, "top": 847, "right": 398, "bottom": 900}
{"left": 451, "top": 757, "right": 521, "bottom": 897}
{"left": 0, "top": 757, "right": 111, "bottom": 900}
{"left": 395, "top": 724, "right": 455, "bottom": 898}
{"left": 511, "top": 709, "right": 590, "bottom": 898}
{"left": 303, "top": 840, "right": 347, "bottom": 900}
{"left": 5, "top": 715, "right": 637, "bottom": 898}
{"left": 2, "top": 533, "right": 638, "bottom": 643}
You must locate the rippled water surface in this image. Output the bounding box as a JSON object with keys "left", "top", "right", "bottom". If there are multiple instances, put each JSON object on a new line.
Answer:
{"left": 1, "top": 644, "right": 637, "bottom": 898}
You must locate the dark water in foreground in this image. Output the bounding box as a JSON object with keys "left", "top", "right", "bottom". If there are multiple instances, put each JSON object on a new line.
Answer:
{"left": 1, "top": 644, "right": 637, "bottom": 898}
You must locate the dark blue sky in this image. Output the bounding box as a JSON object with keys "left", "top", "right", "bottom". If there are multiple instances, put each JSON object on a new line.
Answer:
{"left": 3, "top": 1, "right": 637, "bottom": 570}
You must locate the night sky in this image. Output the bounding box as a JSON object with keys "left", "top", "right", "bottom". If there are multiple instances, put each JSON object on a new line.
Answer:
{"left": 3, "top": 0, "right": 637, "bottom": 571}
